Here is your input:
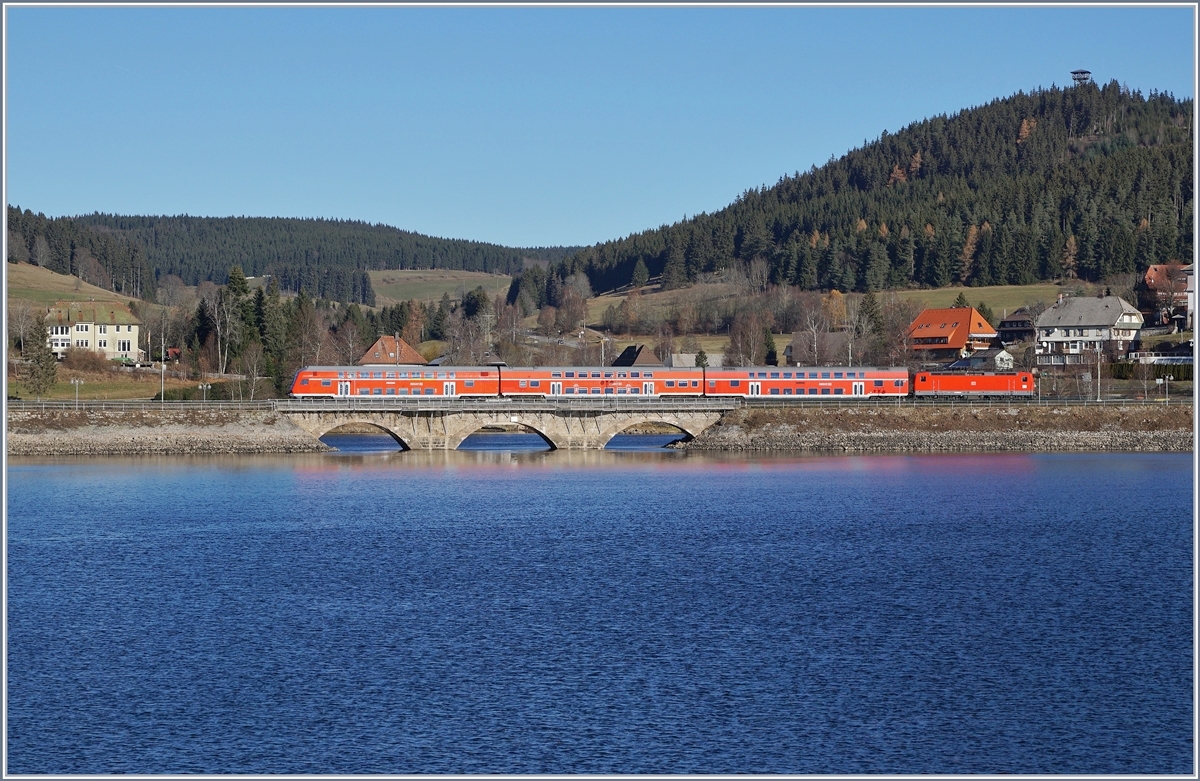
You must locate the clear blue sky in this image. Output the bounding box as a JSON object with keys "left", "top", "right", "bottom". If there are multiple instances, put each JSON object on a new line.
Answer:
{"left": 4, "top": 4, "right": 1195, "bottom": 248}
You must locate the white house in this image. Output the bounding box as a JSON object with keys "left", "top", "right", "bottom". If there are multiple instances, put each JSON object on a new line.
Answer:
{"left": 1034, "top": 295, "right": 1142, "bottom": 366}
{"left": 46, "top": 301, "right": 143, "bottom": 362}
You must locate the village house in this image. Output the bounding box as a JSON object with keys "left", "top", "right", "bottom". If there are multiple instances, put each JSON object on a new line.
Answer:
{"left": 611, "top": 345, "right": 662, "bottom": 367}
{"left": 1034, "top": 295, "right": 1143, "bottom": 365}
{"left": 906, "top": 307, "right": 997, "bottom": 362}
{"left": 944, "top": 348, "right": 1015, "bottom": 372}
{"left": 45, "top": 300, "right": 143, "bottom": 362}
{"left": 358, "top": 335, "right": 426, "bottom": 365}
{"left": 996, "top": 308, "right": 1038, "bottom": 345}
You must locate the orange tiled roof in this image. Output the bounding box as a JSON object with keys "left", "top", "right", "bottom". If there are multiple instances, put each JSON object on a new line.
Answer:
{"left": 359, "top": 335, "right": 426, "bottom": 365}
{"left": 1144, "top": 264, "right": 1187, "bottom": 292}
{"left": 907, "top": 307, "right": 997, "bottom": 350}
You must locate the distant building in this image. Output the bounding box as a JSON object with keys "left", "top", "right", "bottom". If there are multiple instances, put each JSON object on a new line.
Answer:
{"left": 666, "top": 352, "right": 725, "bottom": 368}
{"left": 944, "top": 348, "right": 1015, "bottom": 372}
{"left": 359, "top": 335, "right": 426, "bottom": 365}
{"left": 611, "top": 345, "right": 662, "bottom": 367}
{"left": 1034, "top": 295, "right": 1142, "bottom": 365}
{"left": 996, "top": 308, "right": 1037, "bottom": 345}
{"left": 907, "top": 307, "right": 998, "bottom": 361}
{"left": 45, "top": 300, "right": 143, "bottom": 362}
{"left": 1142, "top": 263, "right": 1190, "bottom": 322}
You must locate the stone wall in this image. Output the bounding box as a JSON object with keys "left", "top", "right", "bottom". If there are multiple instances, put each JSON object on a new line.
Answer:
{"left": 7, "top": 408, "right": 329, "bottom": 456}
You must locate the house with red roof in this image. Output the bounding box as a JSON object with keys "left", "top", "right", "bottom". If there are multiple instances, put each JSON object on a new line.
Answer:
{"left": 358, "top": 335, "right": 426, "bottom": 365}
{"left": 907, "top": 306, "right": 997, "bottom": 362}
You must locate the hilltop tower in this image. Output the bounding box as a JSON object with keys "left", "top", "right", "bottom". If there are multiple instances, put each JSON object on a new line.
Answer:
{"left": 1071, "top": 69, "right": 1092, "bottom": 86}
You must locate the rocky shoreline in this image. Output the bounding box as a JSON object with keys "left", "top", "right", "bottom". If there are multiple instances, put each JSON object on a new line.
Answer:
{"left": 5, "top": 403, "right": 1194, "bottom": 456}
{"left": 680, "top": 404, "right": 1194, "bottom": 453}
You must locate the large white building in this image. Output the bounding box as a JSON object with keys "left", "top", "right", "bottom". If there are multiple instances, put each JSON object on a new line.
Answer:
{"left": 46, "top": 301, "right": 143, "bottom": 362}
{"left": 1034, "top": 295, "right": 1142, "bottom": 366}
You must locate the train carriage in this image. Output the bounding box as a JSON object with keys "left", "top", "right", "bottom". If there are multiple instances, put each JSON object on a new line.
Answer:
{"left": 289, "top": 366, "right": 500, "bottom": 398}
{"left": 704, "top": 367, "right": 909, "bottom": 397}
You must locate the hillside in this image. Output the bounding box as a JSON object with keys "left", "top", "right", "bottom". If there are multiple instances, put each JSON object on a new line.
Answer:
{"left": 538, "top": 81, "right": 1191, "bottom": 298}
{"left": 7, "top": 207, "right": 579, "bottom": 307}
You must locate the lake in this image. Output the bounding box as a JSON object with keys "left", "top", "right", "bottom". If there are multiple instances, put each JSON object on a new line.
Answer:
{"left": 6, "top": 440, "right": 1193, "bottom": 773}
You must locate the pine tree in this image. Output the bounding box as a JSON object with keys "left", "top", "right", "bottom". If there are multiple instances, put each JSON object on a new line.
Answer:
{"left": 23, "top": 319, "right": 57, "bottom": 399}
{"left": 631, "top": 258, "right": 649, "bottom": 289}
{"left": 763, "top": 329, "right": 778, "bottom": 366}
{"left": 952, "top": 291, "right": 971, "bottom": 308}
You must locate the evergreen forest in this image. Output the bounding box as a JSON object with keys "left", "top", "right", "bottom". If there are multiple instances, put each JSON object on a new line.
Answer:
{"left": 510, "top": 81, "right": 1192, "bottom": 304}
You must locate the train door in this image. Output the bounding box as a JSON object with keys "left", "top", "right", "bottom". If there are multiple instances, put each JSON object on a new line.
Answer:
{"left": 852, "top": 382, "right": 864, "bottom": 396}
{"left": 748, "top": 382, "right": 761, "bottom": 396}
{"left": 443, "top": 382, "right": 456, "bottom": 396}
{"left": 337, "top": 380, "right": 351, "bottom": 396}
{"left": 643, "top": 382, "right": 655, "bottom": 396}
{"left": 550, "top": 382, "right": 562, "bottom": 395}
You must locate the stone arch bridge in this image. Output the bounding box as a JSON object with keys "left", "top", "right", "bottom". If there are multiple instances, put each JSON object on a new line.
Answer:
{"left": 276, "top": 397, "right": 739, "bottom": 450}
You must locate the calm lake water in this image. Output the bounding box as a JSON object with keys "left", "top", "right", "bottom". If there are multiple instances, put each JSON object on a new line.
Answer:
{"left": 6, "top": 438, "right": 1193, "bottom": 774}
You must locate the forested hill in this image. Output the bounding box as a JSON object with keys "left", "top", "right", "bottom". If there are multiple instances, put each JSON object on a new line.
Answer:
{"left": 7, "top": 208, "right": 578, "bottom": 306}
{"left": 551, "top": 81, "right": 1193, "bottom": 297}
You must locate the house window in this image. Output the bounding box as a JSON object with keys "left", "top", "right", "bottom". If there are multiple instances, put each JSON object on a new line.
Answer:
{"left": 75, "top": 339, "right": 88, "bottom": 348}
{"left": 99, "top": 325, "right": 107, "bottom": 334}
{"left": 117, "top": 340, "right": 131, "bottom": 352}
{"left": 98, "top": 340, "right": 107, "bottom": 348}
{"left": 75, "top": 324, "right": 88, "bottom": 332}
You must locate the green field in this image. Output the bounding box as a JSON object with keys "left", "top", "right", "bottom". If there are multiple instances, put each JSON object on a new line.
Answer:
{"left": 370, "top": 270, "right": 513, "bottom": 306}
{"left": 893, "top": 283, "right": 1092, "bottom": 315}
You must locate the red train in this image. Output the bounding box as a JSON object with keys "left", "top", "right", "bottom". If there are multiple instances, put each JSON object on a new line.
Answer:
{"left": 289, "top": 365, "right": 1035, "bottom": 399}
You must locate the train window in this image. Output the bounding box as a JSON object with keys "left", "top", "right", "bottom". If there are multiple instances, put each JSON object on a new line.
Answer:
{"left": 643, "top": 372, "right": 653, "bottom": 378}
{"left": 358, "top": 372, "right": 367, "bottom": 379}
{"left": 631, "top": 372, "right": 640, "bottom": 378}
{"left": 592, "top": 372, "right": 601, "bottom": 378}
{"left": 834, "top": 388, "right": 844, "bottom": 395}
{"left": 821, "top": 372, "right": 830, "bottom": 379}
{"left": 530, "top": 380, "right": 540, "bottom": 387}
{"left": 424, "top": 388, "right": 434, "bottom": 395}
{"left": 373, "top": 388, "right": 382, "bottom": 395}
{"left": 301, "top": 379, "right": 309, "bottom": 385}
{"left": 386, "top": 388, "right": 395, "bottom": 395}
{"left": 874, "top": 380, "right": 884, "bottom": 387}
{"left": 398, "top": 372, "right": 408, "bottom": 378}
{"left": 551, "top": 372, "right": 562, "bottom": 378}
{"left": 591, "top": 388, "right": 601, "bottom": 394}
{"left": 386, "top": 372, "right": 395, "bottom": 379}
{"left": 665, "top": 381, "right": 675, "bottom": 387}
{"left": 631, "top": 388, "right": 640, "bottom": 394}
{"left": 618, "top": 388, "right": 628, "bottom": 394}
{"left": 566, "top": 388, "right": 575, "bottom": 394}
{"left": 321, "top": 380, "right": 331, "bottom": 387}
{"left": 604, "top": 372, "right": 613, "bottom": 378}
{"left": 708, "top": 380, "right": 716, "bottom": 387}
{"left": 617, "top": 372, "right": 627, "bottom": 378}
{"left": 809, "top": 372, "right": 819, "bottom": 378}
{"left": 398, "top": 388, "right": 409, "bottom": 395}
{"left": 783, "top": 372, "right": 792, "bottom": 379}
{"left": 730, "top": 380, "right": 741, "bottom": 387}
{"left": 565, "top": 372, "right": 575, "bottom": 378}
{"left": 425, "top": 372, "right": 435, "bottom": 379}
{"left": 449, "top": 372, "right": 456, "bottom": 379}
{"left": 834, "top": 372, "right": 843, "bottom": 378}
{"left": 784, "top": 388, "right": 792, "bottom": 395}
{"left": 464, "top": 380, "right": 475, "bottom": 388}
{"left": 770, "top": 372, "right": 779, "bottom": 379}
{"left": 809, "top": 388, "right": 818, "bottom": 395}
{"left": 746, "top": 372, "right": 754, "bottom": 378}
{"left": 759, "top": 372, "right": 768, "bottom": 378}
{"left": 918, "top": 375, "right": 927, "bottom": 382}
{"left": 519, "top": 380, "right": 528, "bottom": 388}
{"left": 894, "top": 380, "right": 905, "bottom": 387}
{"left": 770, "top": 388, "right": 780, "bottom": 395}
{"left": 338, "top": 372, "right": 344, "bottom": 378}
{"left": 604, "top": 387, "right": 613, "bottom": 394}
{"left": 359, "top": 389, "right": 369, "bottom": 395}
{"left": 821, "top": 388, "right": 830, "bottom": 395}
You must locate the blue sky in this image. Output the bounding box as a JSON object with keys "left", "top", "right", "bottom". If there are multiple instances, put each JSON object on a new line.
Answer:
{"left": 4, "top": 5, "right": 1195, "bottom": 248}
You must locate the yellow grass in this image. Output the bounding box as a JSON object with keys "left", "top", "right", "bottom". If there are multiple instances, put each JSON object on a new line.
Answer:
{"left": 893, "top": 283, "right": 1089, "bottom": 315}
{"left": 7, "top": 262, "right": 138, "bottom": 306}
{"left": 7, "top": 367, "right": 198, "bottom": 401}
{"left": 370, "top": 270, "right": 512, "bottom": 307}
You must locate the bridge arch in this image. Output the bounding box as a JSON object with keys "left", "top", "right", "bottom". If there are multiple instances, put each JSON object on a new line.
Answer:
{"left": 601, "top": 419, "right": 693, "bottom": 448}
{"left": 318, "top": 421, "right": 410, "bottom": 450}
{"left": 445, "top": 418, "right": 559, "bottom": 451}
{"left": 596, "top": 416, "right": 703, "bottom": 449}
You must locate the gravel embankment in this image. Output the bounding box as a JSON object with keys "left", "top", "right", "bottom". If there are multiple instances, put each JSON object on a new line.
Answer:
{"left": 6, "top": 408, "right": 329, "bottom": 456}
{"left": 681, "top": 404, "right": 1194, "bottom": 453}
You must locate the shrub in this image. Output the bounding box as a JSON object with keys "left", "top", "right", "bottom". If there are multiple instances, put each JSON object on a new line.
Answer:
{"left": 61, "top": 348, "right": 113, "bottom": 373}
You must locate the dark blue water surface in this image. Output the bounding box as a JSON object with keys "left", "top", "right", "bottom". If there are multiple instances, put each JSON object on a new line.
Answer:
{"left": 6, "top": 447, "right": 1193, "bottom": 773}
